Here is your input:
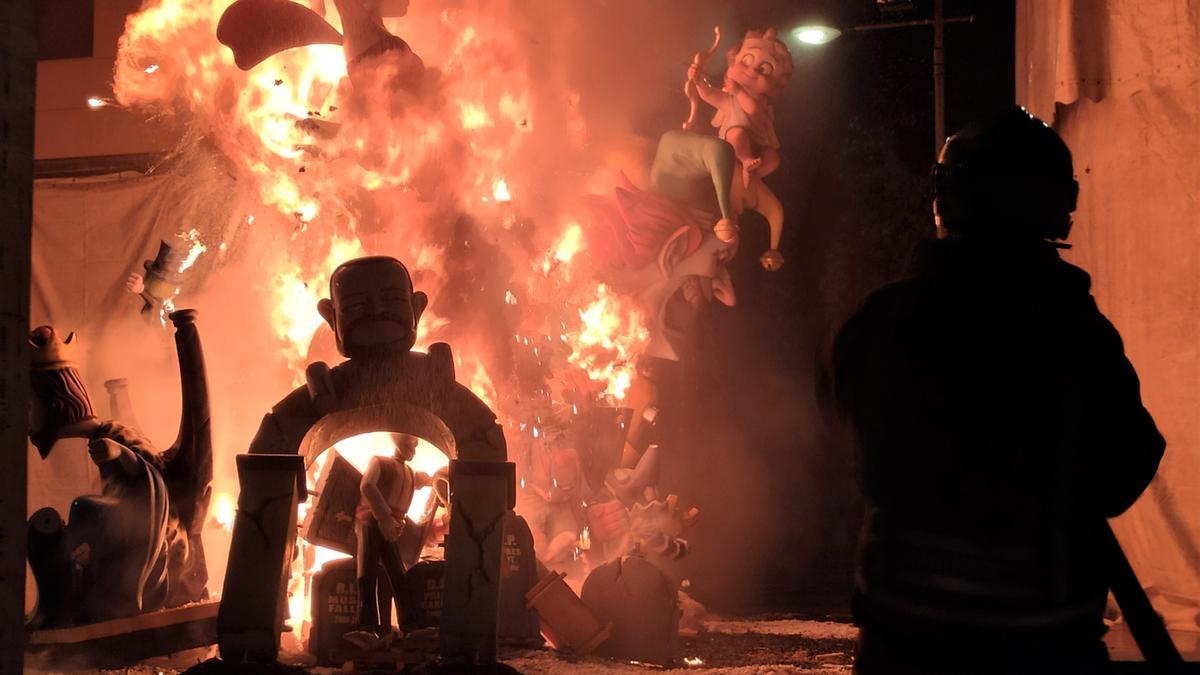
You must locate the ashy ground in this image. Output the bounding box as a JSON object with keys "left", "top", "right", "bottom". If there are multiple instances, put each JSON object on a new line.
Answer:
{"left": 25, "top": 617, "right": 857, "bottom": 674}
{"left": 25, "top": 616, "right": 1198, "bottom": 673}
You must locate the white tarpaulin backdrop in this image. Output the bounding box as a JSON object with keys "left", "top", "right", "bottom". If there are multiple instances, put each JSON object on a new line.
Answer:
{"left": 1018, "top": 0, "right": 1200, "bottom": 631}
{"left": 25, "top": 166, "right": 246, "bottom": 612}
{"left": 28, "top": 172, "right": 182, "bottom": 517}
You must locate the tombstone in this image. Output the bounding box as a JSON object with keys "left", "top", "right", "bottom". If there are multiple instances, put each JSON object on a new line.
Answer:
{"left": 498, "top": 512, "right": 542, "bottom": 644}
{"left": 441, "top": 459, "right": 513, "bottom": 664}
{"left": 580, "top": 555, "right": 680, "bottom": 666}
{"left": 309, "top": 557, "right": 397, "bottom": 666}
{"left": 401, "top": 560, "right": 445, "bottom": 629}
{"left": 308, "top": 558, "right": 360, "bottom": 666}
{"left": 216, "top": 454, "right": 307, "bottom": 663}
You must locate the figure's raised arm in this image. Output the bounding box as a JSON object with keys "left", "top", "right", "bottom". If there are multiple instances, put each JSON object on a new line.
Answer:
{"left": 686, "top": 26, "right": 725, "bottom": 109}
{"left": 689, "top": 64, "right": 728, "bottom": 107}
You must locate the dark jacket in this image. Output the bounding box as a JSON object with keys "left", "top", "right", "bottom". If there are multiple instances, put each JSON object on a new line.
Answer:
{"left": 832, "top": 236, "right": 1164, "bottom": 645}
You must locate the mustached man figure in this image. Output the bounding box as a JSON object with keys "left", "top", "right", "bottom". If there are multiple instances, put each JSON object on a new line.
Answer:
{"left": 242, "top": 256, "right": 508, "bottom": 664}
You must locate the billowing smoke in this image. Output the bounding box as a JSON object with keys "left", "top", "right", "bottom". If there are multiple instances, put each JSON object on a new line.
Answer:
{"left": 83, "top": 0, "right": 754, "bottom": 631}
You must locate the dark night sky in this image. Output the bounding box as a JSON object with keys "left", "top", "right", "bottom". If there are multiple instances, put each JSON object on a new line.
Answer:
{"left": 655, "top": 0, "right": 1017, "bottom": 615}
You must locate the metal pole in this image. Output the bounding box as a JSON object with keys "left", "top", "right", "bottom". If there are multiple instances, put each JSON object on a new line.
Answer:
{"left": 850, "top": 16, "right": 973, "bottom": 32}
{"left": 933, "top": 0, "right": 947, "bottom": 156}
{"left": 0, "top": 2, "right": 36, "bottom": 673}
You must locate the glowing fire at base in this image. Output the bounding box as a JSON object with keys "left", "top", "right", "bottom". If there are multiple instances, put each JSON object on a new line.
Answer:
{"left": 211, "top": 492, "right": 236, "bottom": 532}
{"left": 283, "top": 432, "right": 450, "bottom": 644}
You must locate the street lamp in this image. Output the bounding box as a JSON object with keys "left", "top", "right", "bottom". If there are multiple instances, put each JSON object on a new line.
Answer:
{"left": 791, "top": 25, "right": 841, "bottom": 46}
{"left": 790, "top": 1, "right": 975, "bottom": 155}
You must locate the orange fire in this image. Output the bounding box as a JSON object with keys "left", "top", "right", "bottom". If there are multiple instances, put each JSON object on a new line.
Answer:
{"left": 553, "top": 222, "right": 584, "bottom": 265}
{"left": 211, "top": 492, "right": 237, "bottom": 532}
{"left": 114, "top": 0, "right": 655, "bottom": 648}
{"left": 178, "top": 228, "right": 208, "bottom": 272}
{"left": 566, "top": 284, "right": 648, "bottom": 401}
{"left": 114, "top": 0, "right": 642, "bottom": 403}
{"left": 269, "top": 235, "right": 366, "bottom": 377}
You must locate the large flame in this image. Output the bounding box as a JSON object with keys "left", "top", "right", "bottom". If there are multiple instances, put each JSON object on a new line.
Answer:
{"left": 269, "top": 235, "right": 366, "bottom": 375}
{"left": 567, "top": 283, "right": 648, "bottom": 400}
{"left": 114, "top": 0, "right": 642, "bottom": 405}
{"left": 114, "top": 0, "right": 659, "bottom": 649}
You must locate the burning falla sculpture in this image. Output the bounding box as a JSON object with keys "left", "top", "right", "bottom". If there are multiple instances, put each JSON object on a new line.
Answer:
{"left": 517, "top": 406, "right": 697, "bottom": 577}
{"left": 584, "top": 173, "right": 737, "bottom": 364}
{"left": 221, "top": 256, "right": 512, "bottom": 665}
{"left": 567, "top": 32, "right": 791, "bottom": 578}
{"left": 217, "top": 0, "right": 424, "bottom": 92}
{"left": 584, "top": 27, "right": 792, "bottom": 359}
{"left": 243, "top": 257, "right": 505, "bottom": 462}
{"left": 26, "top": 312, "right": 213, "bottom": 629}
{"left": 681, "top": 26, "right": 791, "bottom": 271}
{"left": 580, "top": 28, "right": 793, "bottom": 485}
